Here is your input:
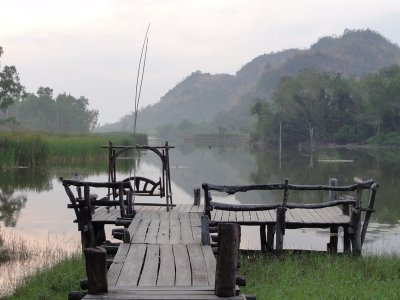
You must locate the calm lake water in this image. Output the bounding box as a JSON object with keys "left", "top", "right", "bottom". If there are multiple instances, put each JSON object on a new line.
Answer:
{"left": 1, "top": 142, "right": 400, "bottom": 294}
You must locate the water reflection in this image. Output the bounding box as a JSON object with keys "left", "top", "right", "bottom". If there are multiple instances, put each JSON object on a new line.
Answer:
{"left": 0, "top": 144, "right": 399, "bottom": 247}
{"left": 0, "top": 191, "right": 27, "bottom": 227}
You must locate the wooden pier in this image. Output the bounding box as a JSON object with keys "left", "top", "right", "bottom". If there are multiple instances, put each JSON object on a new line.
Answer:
{"left": 61, "top": 163, "right": 378, "bottom": 299}
{"left": 83, "top": 210, "right": 230, "bottom": 300}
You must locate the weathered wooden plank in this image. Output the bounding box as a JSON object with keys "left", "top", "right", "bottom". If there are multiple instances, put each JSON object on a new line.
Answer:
{"left": 318, "top": 208, "right": 335, "bottom": 223}
{"left": 256, "top": 211, "right": 266, "bottom": 222}
{"left": 202, "top": 245, "right": 216, "bottom": 286}
{"left": 92, "top": 207, "right": 111, "bottom": 221}
{"left": 309, "top": 209, "right": 328, "bottom": 223}
{"left": 189, "top": 213, "right": 201, "bottom": 227}
{"left": 139, "top": 244, "right": 160, "bottom": 286}
{"left": 144, "top": 219, "right": 160, "bottom": 244}
{"left": 127, "top": 213, "right": 143, "bottom": 241}
{"left": 220, "top": 210, "right": 229, "bottom": 222}
{"left": 108, "top": 254, "right": 127, "bottom": 286}
{"left": 213, "top": 210, "right": 223, "bottom": 222}
{"left": 249, "top": 211, "right": 259, "bottom": 222}
{"left": 84, "top": 291, "right": 242, "bottom": 299}
{"left": 116, "top": 244, "right": 147, "bottom": 287}
{"left": 235, "top": 211, "right": 244, "bottom": 222}
{"left": 169, "top": 216, "right": 181, "bottom": 244}
{"left": 228, "top": 211, "right": 236, "bottom": 222}
{"left": 187, "top": 244, "right": 208, "bottom": 286}
{"left": 157, "top": 244, "right": 175, "bottom": 286}
{"left": 132, "top": 218, "right": 151, "bottom": 243}
{"left": 242, "top": 210, "right": 251, "bottom": 222}
{"left": 316, "top": 207, "right": 337, "bottom": 223}
{"left": 173, "top": 244, "right": 191, "bottom": 286}
{"left": 180, "top": 214, "right": 193, "bottom": 244}
{"left": 157, "top": 218, "right": 170, "bottom": 244}
{"left": 325, "top": 206, "right": 350, "bottom": 223}
{"left": 292, "top": 209, "right": 311, "bottom": 223}
{"left": 192, "top": 226, "right": 202, "bottom": 244}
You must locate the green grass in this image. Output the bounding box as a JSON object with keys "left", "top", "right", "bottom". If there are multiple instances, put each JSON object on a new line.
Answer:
{"left": 240, "top": 252, "right": 400, "bottom": 299}
{"left": 3, "top": 254, "right": 85, "bottom": 300}
{"left": 5, "top": 252, "right": 400, "bottom": 299}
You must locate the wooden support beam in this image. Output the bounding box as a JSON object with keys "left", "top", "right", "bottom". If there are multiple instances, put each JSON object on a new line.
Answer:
{"left": 201, "top": 215, "right": 210, "bottom": 245}
{"left": 275, "top": 207, "right": 286, "bottom": 252}
{"left": 84, "top": 247, "right": 108, "bottom": 294}
{"left": 194, "top": 188, "right": 201, "bottom": 205}
{"left": 215, "top": 223, "right": 240, "bottom": 298}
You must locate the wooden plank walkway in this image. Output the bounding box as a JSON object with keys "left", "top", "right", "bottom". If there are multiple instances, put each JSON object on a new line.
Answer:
{"left": 92, "top": 204, "right": 350, "bottom": 228}
{"left": 84, "top": 210, "right": 235, "bottom": 300}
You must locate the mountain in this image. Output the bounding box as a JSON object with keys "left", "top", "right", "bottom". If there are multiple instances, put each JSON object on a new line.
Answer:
{"left": 96, "top": 29, "right": 400, "bottom": 135}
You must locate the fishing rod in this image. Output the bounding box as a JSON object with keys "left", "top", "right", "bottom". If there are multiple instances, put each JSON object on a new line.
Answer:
{"left": 130, "top": 24, "right": 150, "bottom": 201}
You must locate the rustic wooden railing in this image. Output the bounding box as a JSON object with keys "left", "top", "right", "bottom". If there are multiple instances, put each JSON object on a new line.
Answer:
{"left": 202, "top": 177, "right": 378, "bottom": 254}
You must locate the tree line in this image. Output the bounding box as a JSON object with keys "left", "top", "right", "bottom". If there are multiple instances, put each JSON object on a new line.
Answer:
{"left": 0, "top": 47, "right": 98, "bottom": 133}
{"left": 251, "top": 65, "right": 400, "bottom": 146}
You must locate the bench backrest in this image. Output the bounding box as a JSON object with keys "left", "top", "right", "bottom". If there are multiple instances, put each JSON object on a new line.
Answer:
{"left": 202, "top": 178, "right": 378, "bottom": 217}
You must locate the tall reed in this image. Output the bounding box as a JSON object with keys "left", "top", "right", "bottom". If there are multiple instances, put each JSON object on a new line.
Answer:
{"left": 0, "top": 131, "right": 147, "bottom": 167}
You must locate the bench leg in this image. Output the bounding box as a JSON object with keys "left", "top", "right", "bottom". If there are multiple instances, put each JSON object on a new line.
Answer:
{"left": 266, "top": 224, "right": 274, "bottom": 252}
{"left": 327, "top": 226, "right": 338, "bottom": 253}
{"left": 343, "top": 226, "right": 351, "bottom": 253}
{"left": 260, "top": 225, "right": 267, "bottom": 252}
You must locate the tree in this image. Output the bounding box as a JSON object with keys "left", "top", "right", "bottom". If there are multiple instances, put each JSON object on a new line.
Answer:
{"left": 18, "top": 88, "right": 99, "bottom": 133}
{"left": 362, "top": 65, "right": 400, "bottom": 134}
{"left": 0, "top": 47, "right": 25, "bottom": 114}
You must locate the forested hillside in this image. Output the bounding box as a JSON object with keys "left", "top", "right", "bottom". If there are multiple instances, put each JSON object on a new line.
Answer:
{"left": 97, "top": 29, "right": 400, "bottom": 138}
{"left": 252, "top": 66, "right": 400, "bottom": 146}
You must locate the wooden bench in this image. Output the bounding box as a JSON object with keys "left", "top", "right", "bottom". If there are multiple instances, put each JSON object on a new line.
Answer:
{"left": 202, "top": 178, "right": 378, "bottom": 254}
{"left": 60, "top": 178, "right": 132, "bottom": 248}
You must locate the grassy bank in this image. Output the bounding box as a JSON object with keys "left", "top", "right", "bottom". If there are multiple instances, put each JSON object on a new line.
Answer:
{"left": 240, "top": 252, "right": 400, "bottom": 299}
{"left": 3, "top": 254, "right": 85, "bottom": 300}
{"left": 0, "top": 131, "right": 147, "bottom": 167}
{"left": 5, "top": 252, "right": 400, "bottom": 299}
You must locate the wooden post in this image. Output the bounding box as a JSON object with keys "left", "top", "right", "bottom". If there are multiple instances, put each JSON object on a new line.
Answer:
{"left": 93, "top": 223, "right": 106, "bottom": 246}
{"left": 201, "top": 215, "right": 210, "bottom": 245}
{"left": 350, "top": 209, "right": 362, "bottom": 255}
{"left": 276, "top": 179, "right": 288, "bottom": 252}
{"left": 202, "top": 184, "right": 212, "bottom": 218}
{"left": 126, "top": 191, "right": 133, "bottom": 217}
{"left": 260, "top": 225, "right": 267, "bottom": 252}
{"left": 215, "top": 223, "right": 240, "bottom": 297}
{"left": 84, "top": 247, "right": 108, "bottom": 294}
{"left": 275, "top": 207, "right": 285, "bottom": 252}
{"left": 361, "top": 184, "right": 378, "bottom": 246}
{"left": 328, "top": 178, "right": 338, "bottom": 253}
{"left": 266, "top": 224, "right": 274, "bottom": 252}
{"left": 194, "top": 188, "right": 201, "bottom": 206}
{"left": 82, "top": 184, "right": 95, "bottom": 248}
{"left": 350, "top": 182, "right": 363, "bottom": 255}
{"left": 118, "top": 183, "right": 125, "bottom": 218}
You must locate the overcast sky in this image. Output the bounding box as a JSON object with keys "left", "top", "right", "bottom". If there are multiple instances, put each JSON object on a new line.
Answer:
{"left": 1, "top": 0, "right": 400, "bottom": 125}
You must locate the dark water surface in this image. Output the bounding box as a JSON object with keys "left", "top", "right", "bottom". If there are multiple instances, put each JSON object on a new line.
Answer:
{"left": 1, "top": 143, "right": 400, "bottom": 294}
